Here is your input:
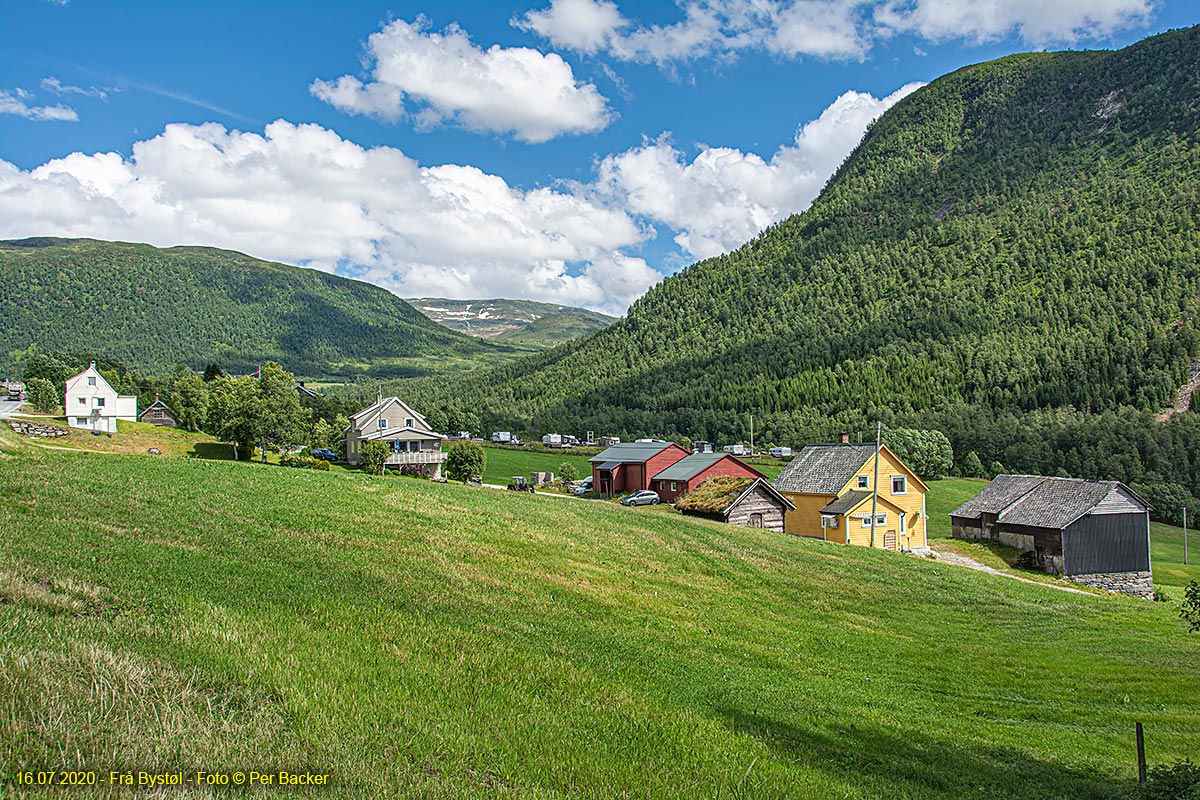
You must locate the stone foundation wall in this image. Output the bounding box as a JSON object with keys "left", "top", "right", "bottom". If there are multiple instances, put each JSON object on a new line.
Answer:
{"left": 1065, "top": 571, "right": 1154, "bottom": 599}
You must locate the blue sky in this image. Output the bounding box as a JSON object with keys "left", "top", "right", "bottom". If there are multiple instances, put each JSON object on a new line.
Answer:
{"left": 1, "top": 0, "right": 1196, "bottom": 313}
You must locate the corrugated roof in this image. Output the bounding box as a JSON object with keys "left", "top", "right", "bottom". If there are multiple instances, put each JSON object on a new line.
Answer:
{"left": 596, "top": 460, "right": 621, "bottom": 470}
{"left": 772, "top": 443, "right": 876, "bottom": 494}
{"left": 949, "top": 475, "right": 1047, "bottom": 520}
{"left": 652, "top": 452, "right": 730, "bottom": 482}
{"left": 820, "top": 490, "right": 873, "bottom": 515}
{"left": 998, "top": 478, "right": 1125, "bottom": 529}
{"left": 589, "top": 441, "right": 674, "bottom": 463}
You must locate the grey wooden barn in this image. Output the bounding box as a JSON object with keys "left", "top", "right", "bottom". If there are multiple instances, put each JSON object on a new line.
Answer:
{"left": 950, "top": 475, "right": 1153, "bottom": 598}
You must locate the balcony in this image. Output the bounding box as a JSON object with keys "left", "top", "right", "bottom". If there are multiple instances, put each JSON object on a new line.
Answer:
{"left": 384, "top": 450, "right": 447, "bottom": 466}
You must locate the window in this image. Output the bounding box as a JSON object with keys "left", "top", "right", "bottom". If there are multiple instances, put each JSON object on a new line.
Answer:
{"left": 153, "top": 410, "right": 163, "bottom": 419}
{"left": 95, "top": 397, "right": 105, "bottom": 407}
{"left": 405, "top": 417, "right": 414, "bottom": 428}
{"left": 77, "top": 397, "right": 86, "bottom": 405}
{"left": 670, "top": 482, "right": 677, "bottom": 491}
{"left": 76, "top": 417, "right": 87, "bottom": 425}
{"left": 860, "top": 513, "right": 886, "bottom": 527}
{"left": 378, "top": 419, "right": 388, "bottom": 429}
{"left": 87, "top": 377, "right": 96, "bottom": 386}
{"left": 892, "top": 475, "right": 907, "bottom": 495}
{"left": 857, "top": 475, "right": 868, "bottom": 489}
{"left": 821, "top": 514, "right": 838, "bottom": 528}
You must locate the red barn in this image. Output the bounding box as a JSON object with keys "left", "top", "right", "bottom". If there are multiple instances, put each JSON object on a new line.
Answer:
{"left": 589, "top": 441, "right": 689, "bottom": 498}
{"left": 649, "top": 453, "right": 768, "bottom": 503}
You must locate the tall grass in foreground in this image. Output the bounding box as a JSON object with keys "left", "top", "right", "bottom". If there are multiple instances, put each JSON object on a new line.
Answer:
{"left": 1, "top": 433, "right": 1197, "bottom": 798}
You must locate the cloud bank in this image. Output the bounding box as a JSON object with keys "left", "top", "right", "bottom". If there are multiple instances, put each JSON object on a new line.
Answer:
{"left": 0, "top": 83, "right": 916, "bottom": 313}
{"left": 517, "top": 0, "right": 1156, "bottom": 64}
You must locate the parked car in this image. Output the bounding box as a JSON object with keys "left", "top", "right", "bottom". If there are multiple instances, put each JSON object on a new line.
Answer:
{"left": 573, "top": 477, "right": 594, "bottom": 495}
{"left": 312, "top": 448, "right": 338, "bottom": 462}
{"left": 620, "top": 490, "right": 660, "bottom": 506}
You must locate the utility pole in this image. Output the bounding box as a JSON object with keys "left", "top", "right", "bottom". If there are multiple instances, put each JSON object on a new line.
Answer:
{"left": 750, "top": 413, "right": 754, "bottom": 457}
{"left": 1184, "top": 507, "right": 1189, "bottom": 565}
{"left": 870, "top": 421, "right": 881, "bottom": 549}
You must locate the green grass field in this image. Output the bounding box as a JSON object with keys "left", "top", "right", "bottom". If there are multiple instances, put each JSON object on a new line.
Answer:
{"left": 2, "top": 431, "right": 1198, "bottom": 798}
{"left": 477, "top": 444, "right": 593, "bottom": 487}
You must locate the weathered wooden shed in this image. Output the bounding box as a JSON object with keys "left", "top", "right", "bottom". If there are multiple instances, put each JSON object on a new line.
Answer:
{"left": 676, "top": 477, "right": 795, "bottom": 532}
{"left": 950, "top": 475, "right": 1153, "bottom": 598}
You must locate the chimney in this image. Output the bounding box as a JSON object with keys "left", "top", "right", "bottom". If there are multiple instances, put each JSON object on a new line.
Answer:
{"left": 839, "top": 432, "right": 851, "bottom": 444}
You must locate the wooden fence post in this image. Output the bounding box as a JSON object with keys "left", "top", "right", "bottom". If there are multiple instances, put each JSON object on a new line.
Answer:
{"left": 1136, "top": 722, "right": 1147, "bottom": 784}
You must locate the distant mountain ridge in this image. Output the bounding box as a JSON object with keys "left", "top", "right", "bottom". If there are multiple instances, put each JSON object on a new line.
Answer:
{"left": 0, "top": 238, "right": 519, "bottom": 378}
{"left": 407, "top": 298, "right": 616, "bottom": 347}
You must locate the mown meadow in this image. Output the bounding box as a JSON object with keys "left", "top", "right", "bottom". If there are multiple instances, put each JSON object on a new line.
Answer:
{"left": 1, "top": 432, "right": 1198, "bottom": 799}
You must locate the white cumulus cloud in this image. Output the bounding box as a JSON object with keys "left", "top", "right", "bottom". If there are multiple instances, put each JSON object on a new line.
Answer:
{"left": 596, "top": 82, "right": 923, "bottom": 258}
{"left": 0, "top": 88, "right": 78, "bottom": 122}
{"left": 0, "top": 120, "right": 653, "bottom": 315}
{"left": 311, "top": 16, "right": 612, "bottom": 143}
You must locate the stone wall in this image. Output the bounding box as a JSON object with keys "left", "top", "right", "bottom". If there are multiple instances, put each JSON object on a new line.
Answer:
{"left": 1065, "top": 571, "right": 1154, "bottom": 599}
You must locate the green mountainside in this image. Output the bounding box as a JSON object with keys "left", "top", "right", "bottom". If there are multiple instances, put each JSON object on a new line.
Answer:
{"left": 404, "top": 27, "right": 1200, "bottom": 491}
{"left": 407, "top": 297, "right": 616, "bottom": 347}
{"left": 0, "top": 238, "right": 518, "bottom": 378}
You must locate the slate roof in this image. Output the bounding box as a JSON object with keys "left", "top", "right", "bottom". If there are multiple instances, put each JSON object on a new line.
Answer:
{"left": 589, "top": 441, "right": 675, "bottom": 463}
{"left": 772, "top": 443, "right": 876, "bottom": 494}
{"left": 949, "top": 475, "right": 1047, "bottom": 520}
{"left": 950, "top": 475, "right": 1146, "bottom": 530}
{"left": 998, "top": 479, "right": 1125, "bottom": 529}
{"left": 820, "top": 490, "right": 873, "bottom": 515}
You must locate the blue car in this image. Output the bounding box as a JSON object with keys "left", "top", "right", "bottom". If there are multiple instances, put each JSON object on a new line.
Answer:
{"left": 312, "top": 448, "right": 338, "bottom": 462}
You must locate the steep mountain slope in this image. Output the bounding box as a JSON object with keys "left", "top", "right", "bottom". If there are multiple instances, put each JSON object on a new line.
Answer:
{"left": 0, "top": 238, "right": 518, "bottom": 377}
{"left": 407, "top": 298, "right": 616, "bottom": 347}
{"left": 409, "top": 27, "right": 1200, "bottom": 455}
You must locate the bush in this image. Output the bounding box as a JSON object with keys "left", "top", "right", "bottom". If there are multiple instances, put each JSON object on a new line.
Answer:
{"left": 1141, "top": 759, "right": 1200, "bottom": 800}
{"left": 360, "top": 441, "right": 390, "bottom": 474}
{"left": 280, "top": 454, "right": 329, "bottom": 471}
{"left": 1182, "top": 581, "right": 1200, "bottom": 634}
{"left": 446, "top": 441, "right": 486, "bottom": 483}
{"left": 559, "top": 461, "right": 579, "bottom": 482}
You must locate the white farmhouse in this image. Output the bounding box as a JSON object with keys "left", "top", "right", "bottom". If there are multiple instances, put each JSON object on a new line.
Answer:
{"left": 64, "top": 363, "right": 137, "bottom": 433}
{"left": 344, "top": 391, "right": 446, "bottom": 477}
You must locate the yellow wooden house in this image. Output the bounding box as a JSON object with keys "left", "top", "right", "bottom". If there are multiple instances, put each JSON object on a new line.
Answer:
{"left": 772, "top": 440, "right": 929, "bottom": 552}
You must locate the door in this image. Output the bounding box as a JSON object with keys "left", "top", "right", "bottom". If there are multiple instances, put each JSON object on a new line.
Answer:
{"left": 884, "top": 532, "right": 897, "bottom": 551}
{"left": 749, "top": 513, "right": 763, "bottom": 528}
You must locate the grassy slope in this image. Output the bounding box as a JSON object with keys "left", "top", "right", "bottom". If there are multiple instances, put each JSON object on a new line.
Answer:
{"left": 2, "top": 434, "right": 1198, "bottom": 799}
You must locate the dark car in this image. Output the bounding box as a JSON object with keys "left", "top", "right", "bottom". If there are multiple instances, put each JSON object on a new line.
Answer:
{"left": 312, "top": 448, "right": 338, "bottom": 462}
{"left": 619, "top": 490, "right": 660, "bottom": 506}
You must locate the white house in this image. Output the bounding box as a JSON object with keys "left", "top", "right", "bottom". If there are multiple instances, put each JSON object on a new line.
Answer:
{"left": 64, "top": 363, "right": 137, "bottom": 434}
{"left": 344, "top": 391, "right": 446, "bottom": 477}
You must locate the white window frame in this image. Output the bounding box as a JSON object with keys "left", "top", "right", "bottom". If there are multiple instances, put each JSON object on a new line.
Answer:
{"left": 821, "top": 514, "right": 838, "bottom": 528}
{"left": 670, "top": 482, "right": 677, "bottom": 491}
{"left": 892, "top": 475, "right": 907, "bottom": 495}
{"left": 87, "top": 376, "right": 96, "bottom": 386}
{"left": 857, "top": 475, "right": 868, "bottom": 489}
{"left": 860, "top": 513, "right": 886, "bottom": 527}
{"left": 405, "top": 417, "right": 414, "bottom": 428}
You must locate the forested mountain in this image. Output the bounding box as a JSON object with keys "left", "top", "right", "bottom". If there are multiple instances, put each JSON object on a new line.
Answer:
{"left": 407, "top": 298, "right": 616, "bottom": 347}
{"left": 403, "top": 27, "right": 1200, "bottom": 493}
{"left": 0, "top": 238, "right": 517, "bottom": 377}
